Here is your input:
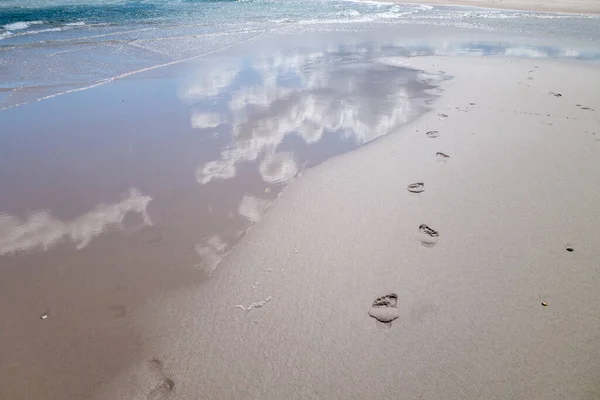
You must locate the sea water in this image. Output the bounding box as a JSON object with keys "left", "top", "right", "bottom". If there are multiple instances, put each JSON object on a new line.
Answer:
{"left": 1, "top": 0, "right": 599, "bottom": 110}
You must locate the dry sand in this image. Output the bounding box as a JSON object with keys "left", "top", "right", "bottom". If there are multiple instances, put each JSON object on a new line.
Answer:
{"left": 382, "top": 0, "right": 600, "bottom": 14}
{"left": 94, "top": 56, "right": 600, "bottom": 399}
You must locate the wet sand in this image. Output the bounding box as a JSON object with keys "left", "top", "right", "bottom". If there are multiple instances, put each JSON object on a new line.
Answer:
{"left": 95, "top": 56, "right": 600, "bottom": 399}
{"left": 0, "top": 40, "right": 435, "bottom": 399}
{"left": 384, "top": 0, "right": 600, "bottom": 14}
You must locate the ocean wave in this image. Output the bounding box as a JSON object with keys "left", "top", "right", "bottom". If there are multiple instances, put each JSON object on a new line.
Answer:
{"left": 415, "top": 4, "right": 433, "bottom": 11}
{"left": 1, "top": 26, "right": 64, "bottom": 39}
{"left": 3, "top": 20, "right": 44, "bottom": 30}
{"left": 0, "top": 21, "right": 92, "bottom": 40}
{"left": 0, "top": 0, "right": 132, "bottom": 7}
{"left": 339, "top": 0, "right": 390, "bottom": 6}
{"left": 338, "top": 9, "right": 361, "bottom": 17}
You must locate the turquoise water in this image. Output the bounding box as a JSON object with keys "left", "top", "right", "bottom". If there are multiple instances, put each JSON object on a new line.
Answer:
{"left": 2, "top": 0, "right": 599, "bottom": 39}
{"left": 1, "top": 0, "right": 599, "bottom": 109}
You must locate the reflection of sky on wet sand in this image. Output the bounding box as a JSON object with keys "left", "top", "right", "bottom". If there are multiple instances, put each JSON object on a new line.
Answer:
{"left": 379, "top": 40, "right": 600, "bottom": 61}
{"left": 1, "top": 37, "right": 595, "bottom": 267}
{"left": 180, "top": 37, "right": 600, "bottom": 273}
{"left": 0, "top": 189, "right": 152, "bottom": 255}
{"left": 182, "top": 44, "right": 443, "bottom": 273}
{"left": 188, "top": 48, "right": 438, "bottom": 184}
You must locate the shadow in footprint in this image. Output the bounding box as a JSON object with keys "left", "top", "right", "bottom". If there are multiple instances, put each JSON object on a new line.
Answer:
{"left": 369, "top": 293, "right": 400, "bottom": 328}
{"left": 407, "top": 182, "right": 425, "bottom": 193}
{"left": 436, "top": 152, "right": 450, "bottom": 161}
{"left": 419, "top": 224, "right": 439, "bottom": 247}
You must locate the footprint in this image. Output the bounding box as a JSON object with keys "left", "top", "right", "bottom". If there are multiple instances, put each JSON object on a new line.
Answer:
{"left": 436, "top": 152, "right": 450, "bottom": 161}
{"left": 407, "top": 182, "right": 425, "bottom": 193}
{"left": 426, "top": 130, "right": 440, "bottom": 138}
{"left": 577, "top": 104, "right": 594, "bottom": 111}
{"left": 549, "top": 92, "right": 562, "bottom": 97}
{"left": 369, "top": 293, "right": 400, "bottom": 325}
{"left": 108, "top": 304, "right": 127, "bottom": 319}
{"left": 419, "top": 224, "right": 439, "bottom": 247}
{"left": 148, "top": 380, "right": 174, "bottom": 400}
{"left": 147, "top": 359, "right": 174, "bottom": 400}
{"left": 437, "top": 113, "right": 449, "bottom": 118}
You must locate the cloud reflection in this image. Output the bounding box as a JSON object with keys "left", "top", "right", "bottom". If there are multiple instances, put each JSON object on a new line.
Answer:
{"left": 238, "top": 195, "right": 270, "bottom": 223}
{"left": 191, "top": 111, "right": 223, "bottom": 129}
{"left": 187, "top": 46, "right": 422, "bottom": 187}
{"left": 0, "top": 188, "right": 152, "bottom": 255}
{"left": 196, "top": 158, "right": 236, "bottom": 184}
{"left": 194, "top": 235, "right": 227, "bottom": 276}
{"left": 259, "top": 152, "right": 298, "bottom": 184}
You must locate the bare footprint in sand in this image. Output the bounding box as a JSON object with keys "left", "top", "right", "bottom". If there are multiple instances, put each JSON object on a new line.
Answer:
{"left": 426, "top": 130, "right": 440, "bottom": 138}
{"left": 419, "top": 224, "right": 439, "bottom": 247}
{"left": 147, "top": 359, "right": 174, "bottom": 400}
{"left": 108, "top": 304, "right": 127, "bottom": 319}
{"left": 369, "top": 293, "right": 400, "bottom": 326}
{"left": 436, "top": 152, "right": 450, "bottom": 161}
{"left": 407, "top": 182, "right": 425, "bottom": 193}
{"left": 148, "top": 380, "right": 175, "bottom": 400}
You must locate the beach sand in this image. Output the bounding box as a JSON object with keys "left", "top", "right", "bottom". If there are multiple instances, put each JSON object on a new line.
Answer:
{"left": 382, "top": 0, "right": 600, "bottom": 14}
{"left": 91, "top": 56, "right": 600, "bottom": 399}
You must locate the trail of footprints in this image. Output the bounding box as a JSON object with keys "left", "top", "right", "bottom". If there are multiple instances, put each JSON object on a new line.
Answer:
{"left": 370, "top": 116, "right": 451, "bottom": 326}
{"left": 371, "top": 86, "right": 585, "bottom": 325}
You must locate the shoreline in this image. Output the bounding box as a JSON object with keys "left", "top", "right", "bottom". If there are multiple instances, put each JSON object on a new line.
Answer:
{"left": 373, "top": 0, "right": 600, "bottom": 15}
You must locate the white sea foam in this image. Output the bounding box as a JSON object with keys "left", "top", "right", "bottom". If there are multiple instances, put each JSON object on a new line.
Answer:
{"left": 415, "top": 4, "right": 433, "bottom": 11}
{"left": 3, "top": 21, "right": 43, "bottom": 30}
{"left": 2, "top": 26, "right": 63, "bottom": 40}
